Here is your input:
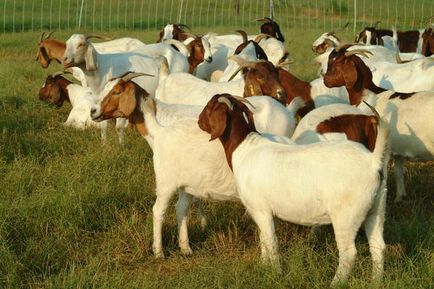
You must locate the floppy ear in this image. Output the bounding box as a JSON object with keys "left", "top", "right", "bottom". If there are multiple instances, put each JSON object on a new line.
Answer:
{"left": 118, "top": 85, "right": 137, "bottom": 117}
{"left": 208, "top": 104, "right": 228, "bottom": 141}
{"left": 244, "top": 74, "right": 263, "bottom": 97}
{"left": 342, "top": 58, "right": 358, "bottom": 90}
{"left": 85, "top": 44, "right": 97, "bottom": 71}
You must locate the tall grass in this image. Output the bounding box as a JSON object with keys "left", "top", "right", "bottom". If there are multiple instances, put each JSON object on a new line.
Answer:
{"left": 0, "top": 26, "right": 433, "bottom": 288}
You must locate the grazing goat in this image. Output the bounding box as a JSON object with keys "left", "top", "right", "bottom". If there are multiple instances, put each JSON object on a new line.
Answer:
{"left": 324, "top": 46, "right": 434, "bottom": 202}
{"left": 91, "top": 72, "right": 298, "bottom": 257}
{"left": 38, "top": 71, "right": 132, "bottom": 142}
{"left": 198, "top": 94, "right": 389, "bottom": 286}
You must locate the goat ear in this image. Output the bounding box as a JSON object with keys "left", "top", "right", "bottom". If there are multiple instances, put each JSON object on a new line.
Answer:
{"left": 118, "top": 85, "right": 137, "bottom": 117}
{"left": 244, "top": 76, "right": 263, "bottom": 97}
{"left": 208, "top": 104, "right": 228, "bottom": 141}
{"left": 85, "top": 44, "right": 97, "bottom": 71}
{"left": 342, "top": 59, "right": 358, "bottom": 90}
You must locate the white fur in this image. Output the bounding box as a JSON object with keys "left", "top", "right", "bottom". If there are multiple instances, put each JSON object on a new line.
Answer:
{"left": 214, "top": 104, "right": 390, "bottom": 285}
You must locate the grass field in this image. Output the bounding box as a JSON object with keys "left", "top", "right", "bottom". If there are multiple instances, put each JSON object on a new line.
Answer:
{"left": 0, "top": 23, "right": 433, "bottom": 289}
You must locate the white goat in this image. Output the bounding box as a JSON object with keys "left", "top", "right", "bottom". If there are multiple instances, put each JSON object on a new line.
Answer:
{"left": 91, "top": 72, "right": 298, "bottom": 258}
{"left": 324, "top": 47, "right": 434, "bottom": 202}
{"left": 198, "top": 94, "right": 390, "bottom": 286}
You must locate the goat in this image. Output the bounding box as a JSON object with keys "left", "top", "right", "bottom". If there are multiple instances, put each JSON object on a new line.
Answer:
{"left": 62, "top": 34, "right": 161, "bottom": 97}
{"left": 324, "top": 46, "right": 434, "bottom": 202}
{"left": 38, "top": 71, "right": 131, "bottom": 142}
{"left": 36, "top": 32, "right": 147, "bottom": 68}
{"left": 355, "top": 22, "right": 425, "bottom": 53}
{"left": 320, "top": 43, "right": 434, "bottom": 93}
{"left": 158, "top": 23, "right": 191, "bottom": 42}
{"left": 256, "top": 17, "right": 285, "bottom": 42}
{"left": 90, "top": 72, "right": 298, "bottom": 258}
{"left": 198, "top": 94, "right": 389, "bottom": 286}
{"left": 156, "top": 58, "right": 287, "bottom": 106}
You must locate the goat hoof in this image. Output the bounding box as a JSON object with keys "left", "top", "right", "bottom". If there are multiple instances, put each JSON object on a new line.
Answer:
{"left": 154, "top": 251, "right": 165, "bottom": 259}
{"left": 180, "top": 247, "right": 193, "bottom": 256}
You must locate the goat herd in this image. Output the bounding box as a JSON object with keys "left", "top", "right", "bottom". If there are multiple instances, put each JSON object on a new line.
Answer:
{"left": 36, "top": 17, "right": 434, "bottom": 286}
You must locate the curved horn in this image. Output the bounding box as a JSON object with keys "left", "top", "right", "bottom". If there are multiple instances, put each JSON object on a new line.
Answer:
{"left": 276, "top": 59, "right": 295, "bottom": 68}
{"left": 373, "top": 20, "right": 381, "bottom": 28}
{"left": 362, "top": 100, "right": 380, "bottom": 119}
{"left": 217, "top": 96, "right": 234, "bottom": 110}
{"left": 176, "top": 23, "right": 192, "bottom": 31}
{"left": 254, "top": 33, "right": 269, "bottom": 43}
{"left": 85, "top": 34, "right": 112, "bottom": 41}
{"left": 227, "top": 59, "right": 262, "bottom": 81}
{"left": 340, "top": 22, "right": 350, "bottom": 31}
{"left": 235, "top": 30, "right": 248, "bottom": 43}
{"left": 40, "top": 32, "right": 45, "bottom": 42}
{"left": 255, "top": 17, "right": 273, "bottom": 23}
{"left": 121, "top": 72, "right": 155, "bottom": 82}
{"left": 182, "top": 31, "right": 198, "bottom": 39}
{"left": 229, "top": 95, "right": 255, "bottom": 109}
{"left": 45, "top": 31, "right": 54, "bottom": 39}
{"left": 345, "top": 49, "right": 374, "bottom": 58}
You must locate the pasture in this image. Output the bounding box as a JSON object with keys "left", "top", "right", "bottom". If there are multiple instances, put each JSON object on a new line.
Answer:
{"left": 0, "top": 15, "right": 433, "bottom": 289}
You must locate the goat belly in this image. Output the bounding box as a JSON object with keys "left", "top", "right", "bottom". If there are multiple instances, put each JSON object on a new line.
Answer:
{"left": 232, "top": 135, "right": 377, "bottom": 227}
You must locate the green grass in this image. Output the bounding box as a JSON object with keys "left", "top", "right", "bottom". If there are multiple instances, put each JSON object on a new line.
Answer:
{"left": 0, "top": 26, "right": 433, "bottom": 289}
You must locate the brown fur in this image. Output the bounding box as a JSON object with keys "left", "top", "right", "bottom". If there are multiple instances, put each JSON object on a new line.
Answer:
{"left": 421, "top": 27, "right": 433, "bottom": 56}
{"left": 260, "top": 20, "right": 285, "bottom": 42}
{"left": 198, "top": 94, "right": 255, "bottom": 169}
{"left": 278, "top": 68, "right": 314, "bottom": 116}
{"left": 242, "top": 61, "right": 286, "bottom": 103}
{"left": 36, "top": 39, "right": 66, "bottom": 68}
{"left": 187, "top": 37, "right": 206, "bottom": 74}
{"left": 397, "top": 30, "right": 421, "bottom": 52}
{"left": 158, "top": 24, "right": 189, "bottom": 42}
{"left": 39, "top": 75, "right": 71, "bottom": 107}
{"left": 99, "top": 80, "right": 148, "bottom": 124}
{"left": 324, "top": 46, "right": 386, "bottom": 105}
{"left": 316, "top": 114, "right": 379, "bottom": 152}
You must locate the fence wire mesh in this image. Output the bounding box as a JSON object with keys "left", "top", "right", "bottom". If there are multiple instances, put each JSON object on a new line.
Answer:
{"left": 2, "top": 0, "right": 433, "bottom": 33}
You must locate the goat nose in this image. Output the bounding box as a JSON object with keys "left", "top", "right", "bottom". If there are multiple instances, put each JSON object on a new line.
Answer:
{"left": 90, "top": 108, "right": 96, "bottom": 115}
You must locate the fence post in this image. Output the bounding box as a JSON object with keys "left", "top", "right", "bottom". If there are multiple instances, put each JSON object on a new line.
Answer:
{"left": 178, "top": 0, "right": 184, "bottom": 23}
{"left": 353, "top": 0, "right": 357, "bottom": 34}
{"left": 269, "top": 0, "right": 274, "bottom": 19}
{"left": 78, "top": 0, "right": 84, "bottom": 29}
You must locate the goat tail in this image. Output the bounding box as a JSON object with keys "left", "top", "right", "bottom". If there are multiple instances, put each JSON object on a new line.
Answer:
{"left": 142, "top": 97, "right": 162, "bottom": 138}
{"left": 158, "top": 56, "right": 170, "bottom": 83}
{"left": 372, "top": 119, "right": 391, "bottom": 175}
{"left": 163, "top": 39, "right": 189, "bottom": 57}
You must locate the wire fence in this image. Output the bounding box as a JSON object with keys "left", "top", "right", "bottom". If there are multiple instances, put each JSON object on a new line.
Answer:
{"left": 2, "top": 0, "right": 433, "bottom": 34}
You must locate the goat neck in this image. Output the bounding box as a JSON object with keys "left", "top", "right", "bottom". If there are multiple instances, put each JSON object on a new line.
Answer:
{"left": 219, "top": 106, "right": 255, "bottom": 169}
{"left": 56, "top": 76, "right": 72, "bottom": 104}
{"left": 278, "top": 68, "right": 314, "bottom": 116}
{"left": 345, "top": 56, "right": 386, "bottom": 105}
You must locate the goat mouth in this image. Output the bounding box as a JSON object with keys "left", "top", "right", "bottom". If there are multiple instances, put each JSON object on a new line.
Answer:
{"left": 91, "top": 113, "right": 104, "bottom": 122}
